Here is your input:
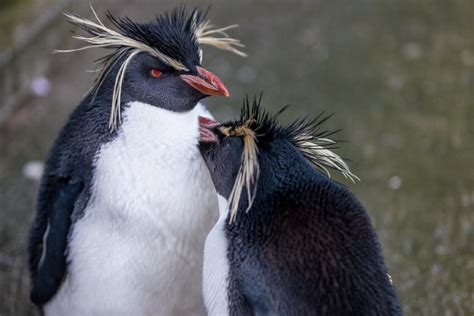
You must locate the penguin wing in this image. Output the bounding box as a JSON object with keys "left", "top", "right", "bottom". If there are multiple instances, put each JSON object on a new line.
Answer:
{"left": 29, "top": 176, "right": 84, "bottom": 305}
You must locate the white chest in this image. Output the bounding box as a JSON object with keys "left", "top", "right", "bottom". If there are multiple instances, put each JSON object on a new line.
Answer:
{"left": 203, "top": 194, "right": 231, "bottom": 316}
{"left": 44, "top": 102, "right": 217, "bottom": 315}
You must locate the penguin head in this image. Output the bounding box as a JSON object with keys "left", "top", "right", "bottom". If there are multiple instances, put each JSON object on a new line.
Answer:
{"left": 199, "top": 96, "right": 359, "bottom": 222}
{"left": 199, "top": 116, "right": 245, "bottom": 200}
{"left": 62, "top": 6, "right": 246, "bottom": 129}
{"left": 111, "top": 52, "right": 229, "bottom": 113}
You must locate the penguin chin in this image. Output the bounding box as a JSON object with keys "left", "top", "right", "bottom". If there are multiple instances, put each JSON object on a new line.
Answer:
{"left": 198, "top": 142, "right": 220, "bottom": 188}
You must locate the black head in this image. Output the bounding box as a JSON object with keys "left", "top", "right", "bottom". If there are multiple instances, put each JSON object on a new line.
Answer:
{"left": 200, "top": 130, "right": 244, "bottom": 199}
{"left": 63, "top": 6, "right": 245, "bottom": 129}
{"left": 110, "top": 7, "right": 205, "bottom": 70}
{"left": 199, "top": 96, "right": 358, "bottom": 220}
{"left": 112, "top": 52, "right": 227, "bottom": 113}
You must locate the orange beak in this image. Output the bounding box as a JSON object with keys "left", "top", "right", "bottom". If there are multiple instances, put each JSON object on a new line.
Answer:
{"left": 180, "top": 66, "right": 230, "bottom": 97}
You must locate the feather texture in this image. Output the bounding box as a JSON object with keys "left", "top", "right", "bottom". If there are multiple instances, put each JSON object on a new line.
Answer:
{"left": 220, "top": 124, "right": 259, "bottom": 222}
{"left": 220, "top": 96, "right": 359, "bottom": 221}
{"left": 56, "top": 5, "right": 245, "bottom": 130}
{"left": 196, "top": 21, "right": 247, "bottom": 57}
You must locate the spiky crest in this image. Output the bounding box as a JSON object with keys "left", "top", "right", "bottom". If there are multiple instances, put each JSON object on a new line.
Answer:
{"left": 57, "top": 5, "right": 245, "bottom": 130}
{"left": 220, "top": 95, "right": 359, "bottom": 222}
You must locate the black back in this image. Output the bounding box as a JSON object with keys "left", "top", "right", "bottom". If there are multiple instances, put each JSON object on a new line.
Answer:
{"left": 28, "top": 91, "right": 115, "bottom": 305}
{"left": 224, "top": 139, "right": 402, "bottom": 315}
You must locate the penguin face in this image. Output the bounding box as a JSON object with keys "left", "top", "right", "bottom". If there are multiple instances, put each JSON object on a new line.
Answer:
{"left": 199, "top": 134, "right": 244, "bottom": 199}
{"left": 122, "top": 52, "right": 228, "bottom": 112}
{"left": 63, "top": 7, "right": 243, "bottom": 130}
{"left": 199, "top": 96, "right": 358, "bottom": 221}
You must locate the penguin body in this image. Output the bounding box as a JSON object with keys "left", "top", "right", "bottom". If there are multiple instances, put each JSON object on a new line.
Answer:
{"left": 40, "top": 101, "right": 215, "bottom": 315}
{"left": 28, "top": 8, "right": 244, "bottom": 314}
{"left": 199, "top": 99, "right": 402, "bottom": 315}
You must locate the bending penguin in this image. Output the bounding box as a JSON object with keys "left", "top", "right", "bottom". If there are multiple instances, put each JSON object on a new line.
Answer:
{"left": 28, "top": 7, "right": 245, "bottom": 315}
{"left": 199, "top": 97, "right": 402, "bottom": 315}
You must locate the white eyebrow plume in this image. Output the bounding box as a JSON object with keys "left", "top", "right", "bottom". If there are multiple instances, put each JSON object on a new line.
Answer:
{"left": 56, "top": 5, "right": 246, "bottom": 131}
{"left": 222, "top": 100, "right": 359, "bottom": 223}
{"left": 58, "top": 5, "right": 189, "bottom": 70}
{"left": 195, "top": 20, "right": 247, "bottom": 57}
{"left": 294, "top": 136, "right": 360, "bottom": 183}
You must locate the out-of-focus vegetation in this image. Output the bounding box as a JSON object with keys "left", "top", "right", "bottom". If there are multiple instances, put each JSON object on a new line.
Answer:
{"left": 0, "top": 0, "right": 18, "bottom": 10}
{"left": 0, "top": 0, "right": 473, "bottom": 314}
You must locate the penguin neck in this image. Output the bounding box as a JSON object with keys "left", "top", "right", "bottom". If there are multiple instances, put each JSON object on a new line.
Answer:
{"left": 89, "top": 99, "right": 215, "bottom": 232}
{"left": 117, "top": 100, "right": 202, "bottom": 164}
{"left": 230, "top": 139, "right": 314, "bottom": 222}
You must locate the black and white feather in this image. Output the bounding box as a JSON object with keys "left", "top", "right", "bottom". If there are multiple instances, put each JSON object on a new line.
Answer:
{"left": 219, "top": 96, "right": 359, "bottom": 221}
{"left": 57, "top": 5, "right": 246, "bottom": 130}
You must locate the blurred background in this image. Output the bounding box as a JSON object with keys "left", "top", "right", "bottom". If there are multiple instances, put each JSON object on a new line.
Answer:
{"left": 0, "top": 0, "right": 473, "bottom": 314}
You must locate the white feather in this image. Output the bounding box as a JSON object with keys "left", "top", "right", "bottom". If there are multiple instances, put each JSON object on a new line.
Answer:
{"left": 44, "top": 102, "right": 217, "bottom": 316}
{"left": 202, "top": 194, "right": 230, "bottom": 316}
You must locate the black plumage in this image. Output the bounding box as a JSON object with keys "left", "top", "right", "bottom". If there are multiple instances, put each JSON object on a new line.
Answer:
{"left": 199, "top": 97, "right": 402, "bottom": 315}
{"left": 28, "top": 92, "right": 114, "bottom": 305}
{"left": 28, "top": 6, "right": 238, "bottom": 308}
{"left": 106, "top": 7, "right": 206, "bottom": 69}
{"left": 73, "top": 7, "right": 206, "bottom": 76}
{"left": 29, "top": 178, "right": 83, "bottom": 303}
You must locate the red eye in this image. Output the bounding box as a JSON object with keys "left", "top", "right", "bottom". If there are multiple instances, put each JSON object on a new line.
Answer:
{"left": 151, "top": 69, "right": 162, "bottom": 77}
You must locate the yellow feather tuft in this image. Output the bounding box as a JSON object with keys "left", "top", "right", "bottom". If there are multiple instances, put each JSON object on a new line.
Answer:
{"left": 195, "top": 20, "right": 247, "bottom": 57}
{"left": 219, "top": 123, "right": 259, "bottom": 223}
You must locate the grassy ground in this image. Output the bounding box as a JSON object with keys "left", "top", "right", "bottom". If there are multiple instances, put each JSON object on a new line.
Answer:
{"left": 0, "top": 0, "right": 473, "bottom": 314}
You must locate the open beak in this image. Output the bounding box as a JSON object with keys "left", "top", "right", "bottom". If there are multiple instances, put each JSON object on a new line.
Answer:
{"left": 199, "top": 116, "right": 219, "bottom": 142}
{"left": 181, "top": 66, "right": 230, "bottom": 97}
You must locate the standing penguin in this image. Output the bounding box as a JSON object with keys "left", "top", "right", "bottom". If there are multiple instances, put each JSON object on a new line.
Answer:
{"left": 28, "top": 7, "right": 245, "bottom": 315}
{"left": 199, "top": 97, "right": 402, "bottom": 315}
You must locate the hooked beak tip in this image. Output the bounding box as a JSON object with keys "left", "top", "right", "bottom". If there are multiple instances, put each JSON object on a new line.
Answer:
{"left": 222, "top": 89, "right": 230, "bottom": 97}
{"left": 181, "top": 66, "right": 230, "bottom": 97}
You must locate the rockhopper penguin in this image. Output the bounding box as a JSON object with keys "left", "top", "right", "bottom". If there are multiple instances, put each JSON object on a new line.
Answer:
{"left": 199, "top": 97, "right": 402, "bottom": 315}
{"left": 28, "top": 7, "right": 245, "bottom": 315}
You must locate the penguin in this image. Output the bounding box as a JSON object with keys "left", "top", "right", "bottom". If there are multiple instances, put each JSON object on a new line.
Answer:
{"left": 199, "top": 96, "right": 402, "bottom": 315}
{"left": 28, "top": 7, "right": 245, "bottom": 315}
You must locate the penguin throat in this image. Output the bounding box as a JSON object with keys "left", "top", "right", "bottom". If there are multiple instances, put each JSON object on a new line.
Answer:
{"left": 118, "top": 101, "right": 202, "bottom": 160}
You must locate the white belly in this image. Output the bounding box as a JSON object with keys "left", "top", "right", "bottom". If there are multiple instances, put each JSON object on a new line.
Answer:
{"left": 44, "top": 102, "right": 218, "bottom": 316}
{"left": 203, "top": 194, "right": 230, "bottom": 316}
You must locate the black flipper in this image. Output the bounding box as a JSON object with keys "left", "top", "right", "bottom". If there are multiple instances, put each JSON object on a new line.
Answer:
{"left": 29, "top": 177, "right": 83, "bottom": 305}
